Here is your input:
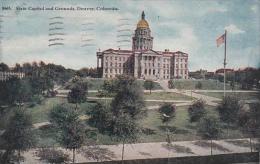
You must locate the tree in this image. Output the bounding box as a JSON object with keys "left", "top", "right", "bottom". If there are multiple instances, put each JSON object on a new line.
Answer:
{"left": 0, "top": 62, "right": 9, "bottom": 72}
{"left": 197, "top": 115, "right": 222, "bottom": 155}
{"left": 61, "top": 119, "right": 85, "bottom": 164}
{"left": 195, "top": 81, "right": 202, "bottom": 89}
{"left": 188, "top": 99, "right": 206, "bottom": 122}
{"left": 111, "top": 76, "right": 146, "bottom": 164}
{"left": 112, "top": 113, "right": 140, "bottom": 164}
{"left": 87, "top": 102, "right": 112, "bottom": 132}
{"left": 0, "top": 77, "right": 32, "bottom": 106}
{"left": 101, "top": 79, "right": 118, "bottom": 96}
{"left": 217, "top": 96, "right": 242, "bottom": 126}
{"left": 158, "top": 103, "right": 176, "bottom": 144}
{"left": 49, "top": 104, "right": 86, "bottom": 164}
{"left": 88, "top": 75, "right": 146, "bottom": 164}
{"left": 239, "top": 103, "right": 260, "bottom": 152}
{"left": 143, "top": 80, "right": 154, "bottom": 94}
{"left": 111, "top": 75, "right": 146, "bottom": 119}
{"left": 68, "top": 81, "right": 87, "bottom": 110}
{"left": 1, "top": 109, "right": 36, "bottom": 163}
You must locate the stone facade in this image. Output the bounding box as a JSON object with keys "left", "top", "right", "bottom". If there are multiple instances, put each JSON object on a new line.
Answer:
{"left": 97, "top": 12, "right": 189, "bottom": 80}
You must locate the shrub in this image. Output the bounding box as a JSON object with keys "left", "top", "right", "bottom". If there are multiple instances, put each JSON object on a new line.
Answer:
{"left": 188, "top": 99, "right": 206, "bottom": 122}
{"left": 195, "top": 81, "right": 202, "bottom": 89}
{"left": 158, "top": 103, "right": 176, "bottom": 123}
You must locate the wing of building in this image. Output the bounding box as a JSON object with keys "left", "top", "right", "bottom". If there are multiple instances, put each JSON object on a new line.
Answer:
{"left": 97, "top": 11, "right": 189, "bottom": 80}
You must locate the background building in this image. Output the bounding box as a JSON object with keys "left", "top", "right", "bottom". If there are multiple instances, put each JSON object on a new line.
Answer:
{"left": 97, "top": 11, "right": 189, "bottom": 80}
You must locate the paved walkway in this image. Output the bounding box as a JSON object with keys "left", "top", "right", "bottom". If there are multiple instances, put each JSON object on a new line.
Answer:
{"left": 21, "top": 138, "right": 259, "bottom": 164}
{"left": 158, "top": 80, "right": 221, "bottom": 106}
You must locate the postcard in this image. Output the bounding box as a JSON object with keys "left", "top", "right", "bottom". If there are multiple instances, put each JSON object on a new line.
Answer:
{"left": 0, "top": 0, "right": 259, "bottom": 164}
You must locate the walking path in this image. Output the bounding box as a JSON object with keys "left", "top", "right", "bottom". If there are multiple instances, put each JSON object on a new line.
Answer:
{"left": 158, "top": 80, "right": 221, "bottom": 106}
{"left": 21, "top": 138, "right": 259, "bottom": 164}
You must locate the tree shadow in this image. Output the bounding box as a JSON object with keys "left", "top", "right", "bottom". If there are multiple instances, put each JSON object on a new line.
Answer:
{"left": 162, "top": 143, "right": 194, "bottom": 154}
{"left": 138, "top": 151, "right": 152, "bottom": 157}
{"left": 80, "top": 146, "right": 116, "bottom": 162}
{"left": 158, "top": 125, "right": 189, "bottom": 134}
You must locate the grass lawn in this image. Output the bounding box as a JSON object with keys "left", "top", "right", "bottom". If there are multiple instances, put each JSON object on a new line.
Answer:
{"left": 26, "top": 97, "right": 97, "bottom": 124}
{"left": 137, "top": 80, "right": 162, "bottom": 90}
{"left": 86, "top": 78, "right": 105, "bottom": 90}
{"left": 196, "top": 92, "right": 259, "bottom": 100}
{"left": 171, "top": 79, "right": 239, "bottom": 90}
{"left": 34, "top": 103, "right": 246, "bottom": 146}
{"left": 144, "top": 92, "right": 193, "bottom": 101}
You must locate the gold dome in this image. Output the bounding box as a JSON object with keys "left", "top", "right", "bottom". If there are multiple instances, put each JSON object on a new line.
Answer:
{"left": 137, "top": 19, "right": 149, "bottom": 28}
{"left": 136, "top": 11, "right": 149, "bottom": 28}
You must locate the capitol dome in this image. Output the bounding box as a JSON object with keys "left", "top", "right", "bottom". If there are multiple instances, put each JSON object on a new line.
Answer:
{"left": 137, "top": 11, "right": 149, "bottom": 28}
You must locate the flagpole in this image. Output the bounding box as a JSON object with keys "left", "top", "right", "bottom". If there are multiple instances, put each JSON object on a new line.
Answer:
{"left": 224, "top": 30, "right": 227, "bottom": 97}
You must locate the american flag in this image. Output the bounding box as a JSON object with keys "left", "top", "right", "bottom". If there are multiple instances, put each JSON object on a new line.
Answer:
{"left": 216, "top": 33, "right": 225, "bottom": 47}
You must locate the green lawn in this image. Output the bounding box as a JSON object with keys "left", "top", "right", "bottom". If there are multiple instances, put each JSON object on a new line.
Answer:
{"left": 196, "top": 92, "right": 259, "bottom": 100}
{"left": 34, "top": 104, "right": 246, "bottom": 146}
{"left": 171, "top": 79, "right": 239, "bottom": 90}
{"left": 86, "top": 78, "right": 105, "bottom": 90}
{"left": 64, "top": 78, "right": 162, "bottom": 91}
{"left": 137, "top": 80, "right": 162, "bottom": 90}
{"left": 26, "top": 97, "right": 97, "bottom": 124}
{"left": 144, "top": 92, "right": 193, "bottom": 101}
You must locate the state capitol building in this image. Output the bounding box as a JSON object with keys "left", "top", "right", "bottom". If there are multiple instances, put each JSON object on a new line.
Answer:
{"left": 97, "top": 12, "right": 189, "bottom": 80}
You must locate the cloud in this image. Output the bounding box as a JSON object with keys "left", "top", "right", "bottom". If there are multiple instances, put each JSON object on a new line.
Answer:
{"left": 251, "top": 4, "right": 258, "bottom": 13}
{"left": 153, "top": 25, "right": 200, "bottom": 54}
{"left": 224, "top": 24, "right": 245, "bottom": 34}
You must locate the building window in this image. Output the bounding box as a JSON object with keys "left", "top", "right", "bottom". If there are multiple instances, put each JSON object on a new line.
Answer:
{"left": 115, "top": 63, "right": 117, "bottom": 67}
{"left": 181, "top": 64, "right": 182, "bottom": 68}
{"left": 110, "top": 69, "right": 112, "bottom": 73}
{"left": 110, "top": 63, "right": 113, "bottom": 67}
{"left": 163, "top": 64, "right": 165, "bottom": 68}
{"left": 153, "top": 69, "right": 155, "bottom": 75}
{"left": 119, "top": 63, "right": 121, "bottom": 67}
{"left": 119, "top": 69, "right": 122, "bottom": 73}
{"left": 123, "top": 57, "right": 125, "bottom": 61}
{"left": 110, "top": 56, "right": 113, "bottom": 60}
{"left": 145, "top": 69, "right": 147, "bottom": 75}
{"left": 119, "top": 57, "right": 121, "bottom": 61}
{"left": 163, "top": 70, "right": 165, "bottom": 74}
{"left": 167, "top": 64, "right": 169, "bottom": 68}
{"left": 105, "top": 69, "right": 108, "bottom": 73}
{"left": 144, "top": 63, "right": 147, "bottom": 67}
{"left": 167, "top": 70, "right": 169, "bottom": 74}
{"left": 106, "top": 56, "right": 108, "bottom": 60}
{"left": 158, "top": 63, "right": 160, "bottom": 67}
{"left": 105, "top": 62, "right": 108, "bottom": 67}
{"left": 149, "top": 69, "right": 151, "bottom": 75}
{"left": 115, "top": 69, "right": 117, "bottom": 74}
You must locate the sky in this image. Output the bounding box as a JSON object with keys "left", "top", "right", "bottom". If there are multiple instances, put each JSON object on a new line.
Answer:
{"left": 0, "top": 0, "right": 259, "bottom": 71}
